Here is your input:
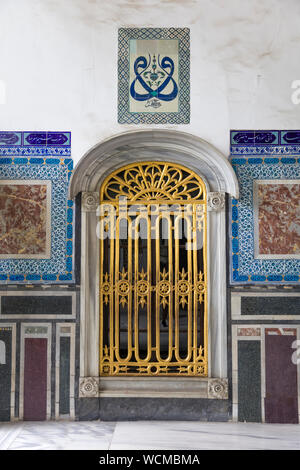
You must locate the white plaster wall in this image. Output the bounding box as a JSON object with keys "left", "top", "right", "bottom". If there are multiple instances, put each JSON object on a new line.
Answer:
{"left": 0, "top": 0, "right": 300, "bottom": 164}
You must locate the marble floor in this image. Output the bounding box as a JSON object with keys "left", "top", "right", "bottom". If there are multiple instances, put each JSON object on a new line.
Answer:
{"left": 0, "top": 421, "right": 300, "bottom": 450}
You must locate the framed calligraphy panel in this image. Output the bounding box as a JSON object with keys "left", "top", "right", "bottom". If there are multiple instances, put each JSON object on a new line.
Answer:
{"left": 118, "top": 28, "right": 190, "bottom": 124}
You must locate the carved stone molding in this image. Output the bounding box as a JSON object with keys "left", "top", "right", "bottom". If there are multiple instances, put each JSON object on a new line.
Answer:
{"left": 207, "top": 192, "right": 225, "bottom": 211}
{"left": 78, "top": 376, "right": 229, "bottom": 399}
{"left": 82, "top": 192, "right": 99, "bottom": 212}
{"left": 208, "top": 378, "right": 228, "bottom": 399}
{"left": 79, "top": 377, "right": 99, "bottom": 397}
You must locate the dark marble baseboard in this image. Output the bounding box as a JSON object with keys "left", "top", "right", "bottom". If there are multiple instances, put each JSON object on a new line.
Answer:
{"left": 77, "top": 398, "right": 100, "bottom": 421}
{"left": 77, "top": 397, "right": 230, "bottom": 421}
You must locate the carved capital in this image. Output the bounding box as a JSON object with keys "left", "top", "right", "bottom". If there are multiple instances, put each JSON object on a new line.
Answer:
{"left": 207, "top": 192, "right": 225, "bottom": 211}
{"left": 79, "top": 377, "right": 99, "bottom": 397}
{"left": 82, "top": 192, "right": 99, "bottom": 212}
{"left": 208, "top": 378, "right": 228, "bottom": 399}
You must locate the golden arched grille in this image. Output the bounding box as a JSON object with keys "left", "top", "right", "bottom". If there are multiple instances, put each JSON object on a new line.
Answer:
{"left": 99, "top": 162, "right": 207, "bottom": 376}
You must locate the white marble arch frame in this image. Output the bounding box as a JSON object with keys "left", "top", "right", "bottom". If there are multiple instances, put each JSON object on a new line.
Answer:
{"left": 70, "top": 130, "right": 239, "bottom": 388}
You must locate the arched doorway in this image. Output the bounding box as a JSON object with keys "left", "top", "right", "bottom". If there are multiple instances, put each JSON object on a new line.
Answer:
{"left": 70, "top": 130, "right": 238, "bottom": 407}
{"left": 99, "top": 162, "right": 207, "bottom": 377}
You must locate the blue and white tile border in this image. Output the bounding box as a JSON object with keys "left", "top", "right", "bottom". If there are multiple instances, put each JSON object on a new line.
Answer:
{"left": 231, "top": 130, "right": 300, "bottom": 155}
{"left": 118, "top": 27, "right": 190, "bottom": 124}
{"left": 0, "top": 131, "right": 73, "bottom": 283}
{"left": 230, "top": 130, "right": 300, "bottom": 285}
{"left": 0, "top": 131, "right": 71, "bottom": 149}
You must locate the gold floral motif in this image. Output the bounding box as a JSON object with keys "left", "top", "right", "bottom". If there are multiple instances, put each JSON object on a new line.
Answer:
{"left": 136, "top": 268, "right": 149, "bottom": 307}
{"left": 117, "top": 280, "right": 130, "bottom": 295}
{"left": 101, "top": 273, "right": 111, "bottom": 305}
{"left": 101, "top": 163, "right": 205, "bottom": 203}
{"left": 158, "top": 281, "right": 171, "bottom": 296}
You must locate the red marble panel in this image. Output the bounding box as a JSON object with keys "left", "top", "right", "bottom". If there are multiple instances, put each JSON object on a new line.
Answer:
{"left": 266, "top": 327, "right": 297, "bottom": 336}
{"left": 265, "top": 333, "right": 298, "bottom": 423}
{"left": 0, "top": 184, "right": 48, "bottom": 256}
{"left": 238, "top": 327, "right": 261, "bottom": 336}
{"left": 24, "top": 338, "right": 47, "bottom": 421}
{"left": 258, "top": 183, "right": 300, "bottom": 255}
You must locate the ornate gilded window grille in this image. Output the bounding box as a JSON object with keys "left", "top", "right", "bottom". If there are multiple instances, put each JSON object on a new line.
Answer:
{"left": 99, "top": 162, "right": 207, "bottom": 376}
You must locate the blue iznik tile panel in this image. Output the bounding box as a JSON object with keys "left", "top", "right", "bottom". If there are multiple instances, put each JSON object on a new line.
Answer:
{"left": 231, "top": 130, "right": 300, "bottom": 155}
{"left": 118, "top": 28, "right": 190, "bottom": 124}
{"left": 0, "top": 131, "right": 73, "bottom": 284}
{"left": 230, "top": 130, "right": 300, "bottom": 285}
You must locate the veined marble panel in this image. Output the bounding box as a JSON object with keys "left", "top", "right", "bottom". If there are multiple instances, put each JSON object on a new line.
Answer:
{"left": 253, "top": 180, "right": 300, "bottom": 259}
{"left": 237, "top": 327, "right": 261, "bottom": 337}
{"left": 0, "top": 181, "right": 51, "bottom": 259}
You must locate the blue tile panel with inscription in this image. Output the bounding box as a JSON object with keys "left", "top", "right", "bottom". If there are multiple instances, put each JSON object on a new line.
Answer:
{"left": 231, "top": 130, "right": 300, "bottom": 155}
{"left": 118, "top": 28, "right": 190, "bottom": 124}
{"left": 230, "top": 130, "right": 300, "bottom": 285}
{"left": 0, "top": 131, "right": 74, "bottom": 284}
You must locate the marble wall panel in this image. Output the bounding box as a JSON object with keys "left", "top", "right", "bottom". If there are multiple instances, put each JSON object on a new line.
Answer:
{"left": 23, "top": 338, "right": 47, "bottom": 421}
{"left": 233, "top": 323, "right": 300, "bottom": 424}
{"left": 59, "top": 337, "right": 70, "bottom": 415}
{"left": 0, "top": 327, "right": 12, "bottom": 421}
{"left": 265, "top": 332, "right": 298, "bottom": 423}
{"left": 98, "top": 397, "right": 229, "bottom": 422}
{"left": 240, "top": 296, "right": 300, "bottom": 317}
{"left": 1, "top": 295, "right": 73, "bottom": 317}
{"left": 0, "top": 182, "right": 51, "bottom": 258}
{"left": 20, "top": 323, "right": 52, "bottom": 420}
{"left": 237, "top": 340, "right": 261, "bottom": 422}
{"left": 55, "top": 322, "right": 76, "bottom": 420}
{"left": 237, "top": 327, "right": 261, "bottom": 337}
{"left": 254, "top": 180, "right": 300, "bottom": 258}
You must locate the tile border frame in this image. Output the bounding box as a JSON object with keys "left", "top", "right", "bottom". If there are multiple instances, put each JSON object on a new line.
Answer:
{"left": 230, "top": 155, "right": 300, "bottom": 284}
{"left": 0, "top": 151, "right": 74, "bottom": 284}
